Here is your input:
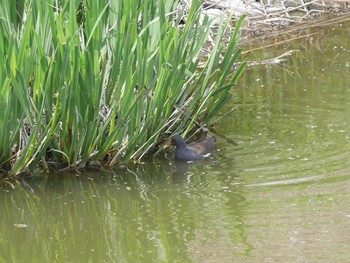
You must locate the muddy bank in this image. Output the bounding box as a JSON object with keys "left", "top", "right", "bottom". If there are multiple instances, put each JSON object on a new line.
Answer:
{"left": 182, "top": 0, "right": 350, "bottom": 39}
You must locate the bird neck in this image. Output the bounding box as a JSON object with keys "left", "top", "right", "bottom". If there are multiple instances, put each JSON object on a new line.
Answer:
{"left": 177, "top": 140, "right": 187, "bottom": 148}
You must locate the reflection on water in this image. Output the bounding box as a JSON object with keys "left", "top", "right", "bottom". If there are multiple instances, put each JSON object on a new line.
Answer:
{"left": 2, "top": 22, "right": 350, "bottom": 262}
{"left": 0, "top": 167, "right": 248, "bottom": 262}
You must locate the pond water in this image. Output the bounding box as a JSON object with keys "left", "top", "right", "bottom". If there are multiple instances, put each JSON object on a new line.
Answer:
{"left": 2, "top": 21, "right": 350, "bottom": 262}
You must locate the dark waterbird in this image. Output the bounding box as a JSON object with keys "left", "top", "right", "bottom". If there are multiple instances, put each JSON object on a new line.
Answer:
{"left": 171, "top": 135, "right": 216, "bottom": 161}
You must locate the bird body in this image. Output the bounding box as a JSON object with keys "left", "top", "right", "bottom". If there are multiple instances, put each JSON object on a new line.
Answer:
{"left": 171, "top": 135, "right": 216, "bottom": 161}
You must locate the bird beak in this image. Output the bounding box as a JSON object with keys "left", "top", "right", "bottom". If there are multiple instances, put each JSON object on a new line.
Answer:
{"left": 163, "top": 139, "right": 172, "bottom": 149}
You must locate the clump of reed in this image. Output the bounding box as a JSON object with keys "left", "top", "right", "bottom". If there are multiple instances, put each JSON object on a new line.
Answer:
{"left": 0, "top": 0, "right": 245, "bottom": 176}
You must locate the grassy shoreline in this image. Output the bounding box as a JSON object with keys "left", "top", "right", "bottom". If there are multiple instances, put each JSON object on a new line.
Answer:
{"left": 0, "top": 0, "right": 245, "bottom": 177}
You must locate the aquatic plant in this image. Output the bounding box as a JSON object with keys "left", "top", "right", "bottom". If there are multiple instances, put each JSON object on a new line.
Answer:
{"left": 0, "top": 0, "right": 246, "bottom": 176}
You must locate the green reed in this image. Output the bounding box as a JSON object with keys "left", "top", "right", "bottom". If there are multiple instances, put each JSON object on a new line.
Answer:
{"left": 0, "top": 0, "right": 246, "bottom": 176}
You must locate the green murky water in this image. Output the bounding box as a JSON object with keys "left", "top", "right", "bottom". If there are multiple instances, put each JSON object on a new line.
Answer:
{"left": 2, "top": 22, "right": 350, "bottom": 262}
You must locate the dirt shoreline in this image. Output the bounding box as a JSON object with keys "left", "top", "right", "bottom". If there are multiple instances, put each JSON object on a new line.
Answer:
{"left": 182, "top": 0, "right": 350, "bottom": 40}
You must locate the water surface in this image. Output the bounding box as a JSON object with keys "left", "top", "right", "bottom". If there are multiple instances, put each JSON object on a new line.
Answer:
{"left": 1, "top": 21, "right": 350, "bottom": 262}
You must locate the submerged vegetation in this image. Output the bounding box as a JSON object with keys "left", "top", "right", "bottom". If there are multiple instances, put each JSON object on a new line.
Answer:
{"left": 0, "top": 0, "right": 245, "bottom": 176}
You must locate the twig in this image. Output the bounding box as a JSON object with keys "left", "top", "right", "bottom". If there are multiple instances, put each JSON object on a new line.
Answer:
{"left": 246, "top": 50, "right": 300, "bottom": 66}
{"left": 242, "top": 32, "right": 318, "bottom": 54}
